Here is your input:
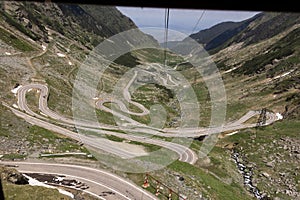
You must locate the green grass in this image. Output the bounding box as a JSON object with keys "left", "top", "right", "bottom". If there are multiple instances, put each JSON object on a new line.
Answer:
{"left": 131, "top": 84, "right": 180, "bottom": 126}
{"left": 223, "top": 120, "right": 300, "bottom": 145}
{"left": 105, "top": 134, "right": 125, "bottom": 142}
{"left": 190, "top": 139, "right": 240, "bottom": 179}
{"left": 114, "top": 52, "right": 140, "bottom": 68}
{"left": 27, "top": 126, "right": 90, "bottom": 154}
{"left": 0, "top": 26, "right": 35, "bottom": 52}
{"left": 96, "top": 109, "right": 117, "bottom": 125}
{"left": 243, "top": 115, "right": 260, "bottom": 124}
{"left": 273, "top": 74, "right": 300, "bottom": 92}
{"left": 190, "top": 82, "right": 212, "bottom": 127}
{"left": 2, "top": 153, "right": 26, "bottom": 160}
{"left": 0, "top": 104, "right": 30, "bottom": 138}
{"left": 1, "top": 10, "right": 39, "bottom": 41}
{"left": 3, "top": 181, "right": 71, "bottom": 200}
{"left": 25, "top": 90, "right": 40, "bottom": 113}
{"left": 101, "top": 134, "right": 161, "bottom": 152}
{"left": 226, "top": 101, "right": 248, "bottom": 121}
{"left": 168, "top": 161, "right": 252, "bottom": 200}
{"left": 174, "top": 61, "right": 194, "bottom": 71}
{"left": 132, "top": 48, "right": 184, "bottom": 67}
{"left": 235, "top": 27, "right": 300, "bottom": 76}
{"left": 129, "top": 141, "right": 161, "bottom": 152}
{"left": 130, "top": 114, "right": 151, "bottom": 125}
{"left": 220, "top": 120, "right": 300, "bottom": 199}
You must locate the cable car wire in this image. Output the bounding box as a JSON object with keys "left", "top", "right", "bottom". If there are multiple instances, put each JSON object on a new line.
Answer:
{"left": 164, "top": 8, "right": 170, "bottom": 67}
{"left": 191, "top": 10, "right": 206, "bottom": 34}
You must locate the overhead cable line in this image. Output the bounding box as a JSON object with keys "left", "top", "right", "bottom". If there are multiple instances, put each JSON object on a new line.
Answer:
{"left": 191, "top": 10, "right": 206, "bottom": 34}
{"left": 164, "top": 8, "right": 170, "bottom": 67}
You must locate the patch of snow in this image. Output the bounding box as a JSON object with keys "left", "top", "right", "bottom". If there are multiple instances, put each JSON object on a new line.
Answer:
{"left": 11, "top": 85, "right": 22, "bottom": 94}
{"left": 0, "top": 155, "right": 3, "bottom": 158}
{"left": 57, "top": 53, "right": 66, "bottom": 58}
{"left": 5, "top": 52, "right": 11, "bottom": 55}
{"left": 224, "top": 67, "right": 237, "bottom": 74}
{"left": 273, "top": 70, "right": 293, "bottom": 80}
{"left": 68, "top": 61, "right": 73, "bottom": 65}
{"left": 54, "top": 176, "right": 64, "bottom": 182}
{"left": 281, "top": 71, "right": 292, "bottom": 77}
{"left": 23, "top": 174, "right": 74, "bottom": 198}
{"left": 276, "top": 113, "right": 283, "bottom": 120}
{"left": 57, "top": 188, "right": 74, "bottom": 198}
{"left": 92, "top": 97, "right": 99, "bottom": 100}
{"left": 106, "top": 39, "right": 115, "bottom": 43}
{"left": 273, "top": 75, "right": 281, "bottom": 79}
{"left": 42, "top": 45, "right": 47, "bottom": 51}
{"left": 40, "top": 112, "right": 48, "bottom": 117}
{"left": 12, "top": 104, "right": 19, "bottom": 109}
{"left": 226, "top": 131, "right": 238, "bottom": 136}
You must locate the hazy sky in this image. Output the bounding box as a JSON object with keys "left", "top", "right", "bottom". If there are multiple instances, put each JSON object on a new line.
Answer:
{"left": 117, "top": 7, "right": 260, "bottom": 42}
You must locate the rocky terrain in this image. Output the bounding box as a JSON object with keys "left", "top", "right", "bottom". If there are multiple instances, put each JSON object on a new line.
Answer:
{"left": 0, "top": 1, "right": 299, "bottom": 200}
{"left": 0, "top": 165, "right": 74, "bottom": 199}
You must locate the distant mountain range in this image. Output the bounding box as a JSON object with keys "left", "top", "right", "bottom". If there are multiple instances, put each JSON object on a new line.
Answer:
{"left": 162, "top": 11, "right": 300, "bottom": 119}
{"left": 188, "top": 14, "right": 260, "bottom": 51}
{"left": 165, "top": 12, "right": 300, "bottom": 53}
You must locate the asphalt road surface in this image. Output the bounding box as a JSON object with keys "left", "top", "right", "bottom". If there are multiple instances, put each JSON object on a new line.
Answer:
{"left": 3, "top": 68, "right": 281, "bottom": 200}
{"left": 7, "top": 104, "right": 198, "bottom": 164}
{"left": 8, "top": 79, "right": 280, "bottom": 163}
{"left": 16, "top": 83, "right": 279, "bottom": 138}
{"left": 0, "top": 161, "right": 158, "bottom": 200}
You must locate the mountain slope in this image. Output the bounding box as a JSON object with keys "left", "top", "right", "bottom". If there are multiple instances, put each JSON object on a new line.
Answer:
{"left": 0, "top": 1, "right": 155, "bottom": 49}
{"left": 1, "top": 4, "right": 300, "bottom": 200}
{"left": 188, "top": 14, "right": 260, "bottom": 51}
{"left": 0, "top": 1, "right": 158, "bottom": 116}
{"left": 210, "top": 17, "right": 300, "bottom": 120}
{"left": 188, "top": 12, "right": 300, "bottom": 53}
{"left": 234, "top": 12, "right": 300, "bottom": 45}
{"left": 177, "top": 11, "right": 300, "bottom": 199}
{"left": 0, "top": 1, "right": 160, "bottom": 163}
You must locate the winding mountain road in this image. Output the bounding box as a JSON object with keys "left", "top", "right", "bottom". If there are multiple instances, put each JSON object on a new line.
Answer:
{"left": 10, "top": 67, "right": 280, "bottom": 164}
{"left": 16, "top": 82, "right": 279, "bottom": 138}
{"left": 0, "top": 161, "right": 158, "bottom": 200}
{"left": 8, "top": 104, "right": 197, "bottom": 164}
{"left": 3, "top": 65, "right": 282, "bottom": 200}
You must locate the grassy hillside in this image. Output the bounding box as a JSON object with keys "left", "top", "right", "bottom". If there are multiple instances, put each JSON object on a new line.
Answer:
{"left": 0, "top": 3, "right": 299, "bottom": 199}
{"left": 189, "top": 14, "right": 259, "bottom": 51}
{"left": 213, "top": 25, "right": 299, "bottom": 121}
{"left": 219, "top": 120, "right": 300, "bottom": 199}
{"left": 0, "top": 104, "right": 91, "bottom": 160}
{"left": 189, "top": 12, "right": 300, "bottom": 53}
{"left": 1, "top": 166, "right": 69, "bottom": 199}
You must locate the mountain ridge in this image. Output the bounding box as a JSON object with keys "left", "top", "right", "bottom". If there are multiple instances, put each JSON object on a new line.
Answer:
{"left": 184, "top": 12, "right": 300, "bottom": 53}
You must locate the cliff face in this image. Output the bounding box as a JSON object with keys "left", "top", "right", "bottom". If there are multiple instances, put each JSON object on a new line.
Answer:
{"left": 0, "top": 1, "right": 158, "bottom": 49}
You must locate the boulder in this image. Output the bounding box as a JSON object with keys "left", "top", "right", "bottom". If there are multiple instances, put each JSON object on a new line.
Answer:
{"left": 7, "top": 172, "right": 28, "bottom": 185}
